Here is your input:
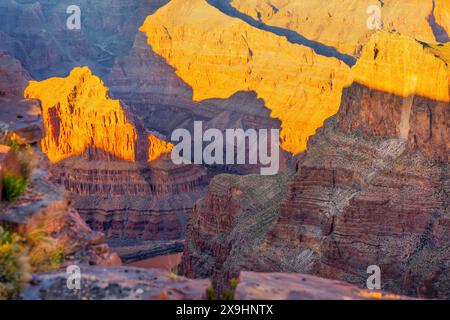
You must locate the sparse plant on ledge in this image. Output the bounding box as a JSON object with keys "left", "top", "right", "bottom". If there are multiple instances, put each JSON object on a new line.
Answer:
{"left": 205, "top": 286, "right": 217, "bottom": 300}
{"left": 0, "top": 227, "right": 31, "bottom": 300}
{"left": 2, "top": 173, "right": 28, "bottom": 202}
{"left": 221, "top": 278, "right": 240, "bottom": 300}
{"left": 26, "top": 228, "right": 66, "bottom": 273}
{"left": 205, "top": 278, "right": 240, "bottom": 300}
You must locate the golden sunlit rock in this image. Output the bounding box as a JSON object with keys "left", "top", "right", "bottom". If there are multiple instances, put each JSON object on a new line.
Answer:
{"left": 148, "top": 133, "right": 173, "bottom": 162}
{"left": 352, "top": 31, "right": 450, "bottom": 102}
{"left": 231, "top": 0, "right": 442, "bottom": 55}
{"left": 140, "top": 0, "right": 352, "bottom": 155}
{"left": 24, "top": 67, "right": 138, "bottom": 163}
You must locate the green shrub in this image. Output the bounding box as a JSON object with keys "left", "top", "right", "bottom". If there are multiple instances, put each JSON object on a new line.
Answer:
{"left": 26, "top": 228, "right": 66, "bottom": 272}
{"left": 205, "top": 286, "right": 217, "bottom": 300}
{"left": 221, "top": 278, "right": 240, "bottom": 300}
{"left": 2, "top": 173, "right": 28, "bottom": 201}
{"left": 0, "top": 227, "right": 31, "bottom": 300}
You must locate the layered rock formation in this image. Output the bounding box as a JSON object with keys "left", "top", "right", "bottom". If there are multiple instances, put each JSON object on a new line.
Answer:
{"left": 180, "top": 31, "right": 449, "bottom": 298}
{"left": 140, "top": 0, "right": 352, "bottom": 154}
{"left": 0, "top": 52, "right": 43, "bottom": 144}
{"left": 25, "top": 67, "right": 137, "bottom": 163}
{"left": 139, "top": 0, "right": 449, "bottom": 156}
{"left": 106, "top": 31, "right": 287, "bottom": 175}
{"left": 0, "top": 149, "right": 121, "bottom": 267}
{"left": 231, "top": 0, "right": 448, "bottom": 55}
{"left": 180, "top": 172, "right": 292, "bottom": 295}
{"left": 0, "top": 0, "right": 170, "bottom": 80}
{"left": 24, "top": 67, "right": 209, "bottom": 258}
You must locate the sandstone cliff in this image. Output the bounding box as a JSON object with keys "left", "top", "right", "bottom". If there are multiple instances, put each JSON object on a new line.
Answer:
{"left": 139, "top": 0, "right": 449, "bottom": 156}
{"left": 231, "top": 0, "right": 448, "bottom": 55}
{"left": 25, "top": 67, "right": 137, "bottom": 163}
{"left": 140, "top": 0, "right": 352, "bottom": 155}
{"left": 180, "top": 31, "right": 449, "bottom": 298}
{"left": 24, "top": 66, "right": 209, "bottom": 258}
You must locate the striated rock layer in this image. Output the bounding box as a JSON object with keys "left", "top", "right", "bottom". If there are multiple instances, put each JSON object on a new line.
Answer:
{"left": 25, "top": 67, "right": 138, "bottom": 163}
{"left": 231, "top": 0, "right": 449, "bottom": 55}
{"left": 24, "top": 67, "right": 209, "bottom": 256}
{"left": 180, "top": 172, "right": 292, "bottom": 295}
{"left": 140, "top": 0, "right": 352, "bottom": 155}
{"left": 139, "top": 0, "right": 449, "bottom": 155}
{"left": 180, "top": 32, "right": 449, "bottom": 298}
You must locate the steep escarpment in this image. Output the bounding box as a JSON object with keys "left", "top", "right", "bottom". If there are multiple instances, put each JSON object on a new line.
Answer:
{"left": 181, "top": 32, "right": 449, "bottom": 298}
{"left": 106, "top": 31, "right": 287, "bottom": 174}
{"left": 0, "top": 148, "right": 121, "bottom": 268}
{"left": 261, "top": 33, "right": 449, "bottom": 298}
{"left": 231, "top": 0, "right": 448, "bottom": 55}
{"left": 180, "top": 172, "right": 291, "bottom": 295}
{"left": 24, "top": 67, "right": 209, "bottom": 258}
{"left": 140, "top": 0, "right": 352, "bottom": 155}
{"left": 139, "top": 0, "right": 449, "bottom": 156}
{"left": 25, "top": 67, "right": 138, "bottom": 163}
{"left": 0, "top": 0, "right": 170, "bottom": 79}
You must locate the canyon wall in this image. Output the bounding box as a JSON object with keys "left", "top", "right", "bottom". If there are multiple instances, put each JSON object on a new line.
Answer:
{"left": 231, "top": 0, "right": 447, "bottom": 54}
{"left": 180, "top": 31, "right": 449, "bottom": 298}
{"left": 139, "top": 0, "right": 449, "bottom": 156}
{"left": 0, "top": 0, "right": 170, "bottom": 79}
{"left": 24, "top": 67, "right": 209, "bottom": 258}
{"left": 140, "top": 0, "right": 352, "bottom": 155}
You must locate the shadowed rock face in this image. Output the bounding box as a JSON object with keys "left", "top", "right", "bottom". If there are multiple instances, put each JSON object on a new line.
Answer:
{"left": 180, "top": 32, "right": 449, "bottom": 299}
{"left": 0, "top": 0, "right": 170, "bottom": 80}
{"left": 0, "top": 52, "right": 43, "bottom": 144}
{"left": 181, "top": 82, "right": 449, "bottom": 299}
{"left": 265, "top": 82, "right": 449, "bottom": 298}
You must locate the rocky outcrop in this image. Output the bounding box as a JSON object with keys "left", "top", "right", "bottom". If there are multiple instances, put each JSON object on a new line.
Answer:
{"left": 18, "top": 268, "right": 413, "bottom": 300}
{"left": 0, "top": 52, "right": 43, "bottom": 144}
{"left": 20, "top": 266, "right": 209, "bottom": 300}
{"left": 180, "top": 172, "right": 293, "bottom": 296}
{"left": 0, "top": 150, "right": 121, "bottom": 267}
{"left": 236, "top": 272, "right": 411, "bottom": 300}
{"left": 180, "top": 32, "right": 449, "bottom": 298}
{"left": 25, "top": 67, "right": 138, "bottom": 163}
{"left": 24, "top": 67, "right": 209, "bottom": 258}
{"left": 0, "top": 0, "right": 170, "bottom": 80}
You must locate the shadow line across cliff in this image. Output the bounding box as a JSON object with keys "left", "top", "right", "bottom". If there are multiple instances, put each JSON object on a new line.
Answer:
{"left": 206, "top": 0, "right": 357, "bottom": 66}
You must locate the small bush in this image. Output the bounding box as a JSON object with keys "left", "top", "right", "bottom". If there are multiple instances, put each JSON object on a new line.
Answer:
{"left": 2, "top": 173, "right": 28, "bottom": 202}
{"left": 205, "top": 286, "right": 217, "bottom": 300}
{"left": 0, "top": 227, "right": 31, "bottom": 300}
{"left": 26, "top": 229, "right": 65, "bottom": 272}
{"left": 221, "top": 278, "right": 240, "bottom": 300}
